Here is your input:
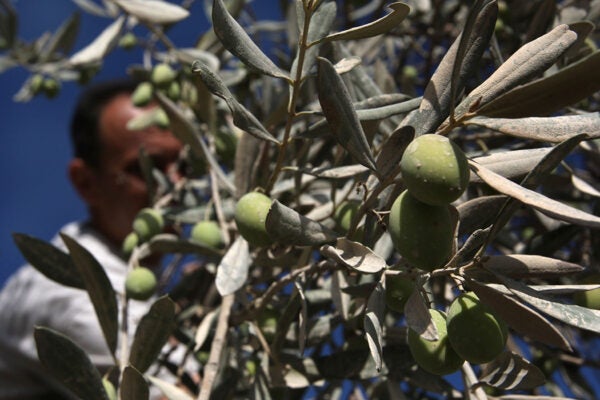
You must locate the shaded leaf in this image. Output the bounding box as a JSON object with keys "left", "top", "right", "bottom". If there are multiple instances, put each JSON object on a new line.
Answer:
{"left": 60, "top": 233, "right": 118, "bottom": 355}
{"left": 468, "top": 279, "right": 572, "bottom": 351}
{"left": 405, "top": 286, "right": 438, "bottom": 341}
{"left": 480, "top": 254, "right": 584, "bottom": 279}
{"left": 147, "top": 376, "right": 194, "bottom": 400}
{"left": 138, "top": 233, "right": 222, "bottom": 259}
{"left": 286, "top": 164, "right": 370, "bottom": 179}
{"left": 215, "top": 236, "right": 250, "bottom": 296}
{"left": 42, "top": 12, "right": 81, "bottom": 61}
{"left": 294, "top": 280, "right": 308, "bottom": 355}
{"left": 191, "top": 61, "right": 280, "bottom": 144}
{"left": 115, "top": 0, "right": 189, "bottom": 24}
{"left": 34, "top": 327, "right": 108, "bottom": 400}
{"left": 477, "top": 51, "right": 600, "bottom": 118}
{"left": 331, "top": 269, "right": 351, "bottom": 320}
{"left": 129, "top": 296, "right": 176, "bottom": 373}
{"left": 69, "top": 16, "right": 124, "bottom": 65}
{"left": 469, "top": 160, "right": 600, "bottom": 228}
{"left": 316, "top": 3, "right": 410, "bottom": 44}
{"left": 457, "top": 195, "right": 506, "bottom": 235}
{"left": 212, "top": 0, "right": 288, "bottom": 80}
{"left": 12, "top": 233, "right": 84, "bottom": 289}
{"left": 479, "top": 351, "right": 546, "bottom": 390}
{"left": 121, "top": 366, "right": 149, "bottom": 400}
{"left": 266, "top": 200, "right": 338, "bottom": 246}
{"left": 375, "top": 125, "right": 414, "bottom": 176}
{"left": 320, "top": 238, "right": 386, "bottom": 274}
{"left": 317, "top": 57, "right": 377, "bottom": 172}
{"left": 364, "top": 280, "right": 385, "bottom": 371}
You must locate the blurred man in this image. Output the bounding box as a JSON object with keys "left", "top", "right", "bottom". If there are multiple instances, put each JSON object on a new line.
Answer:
{"left": 0, "top": 79, "right": 183, "bottom": 399}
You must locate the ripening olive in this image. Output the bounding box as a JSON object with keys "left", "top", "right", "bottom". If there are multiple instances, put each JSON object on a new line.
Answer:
{"left": 191, "top": 220, "right": 224, "bottom": 249}
{"left": 447, "top": 292, "right": 508, "bottom": 364}
{"left": 400, "top": 134, "right": 469, "bottom": 205}
{"left": 234, "top": 192, "right": 273, "bottom": 247}
{"left": 132, "top": 208, "right": 164, "bottom": 242}
{"left": 388, "top": 191, "right": 454, "bottom": 271}
{"left": 125, "top": 267, "right": 157, "bottom": 301}
{"left": 408, "top": 309, "right": 464, "bottom": 375}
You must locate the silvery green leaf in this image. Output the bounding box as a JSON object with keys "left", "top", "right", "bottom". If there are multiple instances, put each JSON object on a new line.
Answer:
{"left": 121, "top": 366, "right": 149, "bottom": 400}
{"left": 375, "top": 125, "right": 414, "bottom": 176}
{"left": 266, "top": 200, "right": 338, "bottom": 246}
{"left": 405, "top": 286, "right": 438, "bottom": 341}
{"left": 60, "top": 233, "right": 118, "bottom": 355}
{"left": 470, "top": 160, "right": 600, "bottom": 228}
{"left": 115, "top": 0, "right": 189, "bottom": 24}
{"left": 320, "top": 238, "right": 386, "bottom": 274}
{"left": 364, "top": 280, "right": 385, "bottom": 371}
{"left": 572, "top": 173, "right": 600, "bottom": 198}
{"left": 215, "top": 236, "right": 250, "bottom": 296}
{"left": 476, "top": 51, "right": 600, "bottom": 118}
{"left": 72, "top": 0, "right": 109, "bottom": 17}
{"left": 479, "top": 351, "right": 546, "bottom": 390}
{"left": 41, "top": 12, "right": 80, "bottom": 61}
{"left": 12, "top": 233, "right": 84, "bottom": 289}
{"left": 69, "top": 16, "right": 124, "bottom": 65}
{"left": 138, "top": 233, "right": 222, "bottom": 259}
{"left": 317, "top": 57, "right": 377, "bottom": 172}
{"left": 468, "top": 279, "right": 572, "bottom": 351}
{"left": 129, "top": 296, "right": 176, "bottom": 373}
{"left": 212, "top": 0, "right": 289, "bottom": 80}
{"left": 316, "top": 3, "right": 410, "bottom": 45}
{"left": 147, "top": 376, "right": 194, "bottom": 400}
{"left": 480, "top": 254, "right": 585, "bottom": 279}
{"left": 331, "top": 270, "right": 351, "bottom": 320}
{"left": 194, "top": 308, "right": 218, "bottom": 351}
{"left": 34, "top": 327, "right": 109, "bottom": 400}
{"left": 457, "top": 195, "right": 506, "bottom": 235}
{"left": 294, "top": 280, "right": 308, "bottom": 355}
{"left": 285, "top": 164, "right": 370, "bottom": 179}
{"left": 470, "top": 148, "right": 553, "bottom": 182}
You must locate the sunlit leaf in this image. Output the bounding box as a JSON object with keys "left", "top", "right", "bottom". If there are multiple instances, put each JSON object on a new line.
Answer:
{"left": 215, "top": 236, "right": 250, "bottom": 296}
{"left": 320, "top": 238, "right": 386, "bottom": 274}
{"left": 34, "top": 327, "right": 109, "bottom": 400}
{"left": 285, "top": 164, "right": 370, "bottom": 179}
{"left": 479, "top": 351, "right": 546, "bottom": 390}
{"left": 479, "top": 254, "right": 584, "bottom": 279}
{"left": 194, "top": 308, "right": 218, "bottom": 351}
{"left": 121, "top": 366, "right": 149, "bottom": 400}
{"left": 364, "top": 280, "right": 385, "bottom": 371}
{"left": 60, "top": 233, "right": 118, "bottom": 355}
{"left": 470, "top": 148, "right": 553, "bottom": 182}
{"left": 129, "top": 296, "right": 176, "bottom": 373}
{"left": 115, "top": 0, "right": 189, "bottom": 24}
{"left": 69, "top": 16, "right": 124, "bottom": 65}
{"left": 405, "top": 286, "right": 438, "bottom": 341}
{"left": 147, "top": 376, "right": 194, "bottom": 400}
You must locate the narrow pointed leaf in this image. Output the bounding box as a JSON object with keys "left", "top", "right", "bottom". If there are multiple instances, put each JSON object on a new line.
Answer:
{"left": 294, "top": 280, "right": 308, "bottom": 355}
{"left": 317, "top": 3, "right": 410, "bottom": 44}
{"left": 12, "top": 233, "right": 84, "bottom": 289}
{"left": 375, "top": 125, "right": 414, "bottom": 176}
{"left": 60, "top": 233, "right": 118, "bottom": 355}
{"left": 364, "top": 281, "right": 385, "bottom": 371}
{"left": 405, "top": 287, "right": 438, "bottom": 341}
{"left": 286, "top": 164, "right": 370, "bottom": 179}
{"left": 138, "top": 233, "right": 222, "bottom": 259}
{"left": 331, "top": 270, "right": 351, "bottom": 320}
{"left": 34, "top": 327, "right": 109, "bottom": 400}
{"left": 320, "top": 238, "right": 386, "bottom": 274}
{"left": 194, "top": 308, "right": 218, "bottom": 351}
{"left": 457, "top": 195, "right": 506, "bottom": 235}
{"left": 212, "top": 0, "right": 289, "bottom": 80}
{"left": 191, "top": 61, "right": 280, "bottom": 144}
{"left": 469, "top": 160, "right": 600, "bottom": 228}
{"left": 147, "top": 376, "right": 194, "bottom": 400}
{"left": 479, "top": 351, "right": 546, "bottom": 390}
{"left": 129, "top": 296, "right": 176, "bottom": 373}
{"left": 121, "top": 366, "right": 149, "bottom": 400}
{"left": 317, "top": 57, "right": 377, "bottom": 172}
{"left": 468, "top": 279, "right": 572, "bottom": 351}
{"left": 69, "top": 16, "right": 124, "bottom": 65}
{"left": 476, "top": 51, "right": 600, "bottom": 118}
{"left": 42, "top": 12, "right": 81, "bottom": 61}
{"left": 215, "top": 236, "right": 250, "bottom": 296}
{"left": 456, "top": 24, "right": 577, "bottom": 116}
{"left": 266, "top": 200, "right": 338, "bottom": 246}
{"left": 467, "top": 254, "right": 584, "bottom": 280}
{"left": 114, "top": 0, "right": 189, "bottom": 24}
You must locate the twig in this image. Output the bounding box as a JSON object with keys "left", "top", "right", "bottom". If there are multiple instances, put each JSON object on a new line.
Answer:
{"left": 197, "top": 293, "right": 234, "bottom": 400}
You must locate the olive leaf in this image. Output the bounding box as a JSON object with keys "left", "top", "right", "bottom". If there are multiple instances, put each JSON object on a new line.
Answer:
{"left": 285, "top": 164, "right": 370, "bottom": 179}
{"left": 470, "top": 148, "right": 553, "bottom": 182}
{"left": 41, "top": 12, "right": 80, "bottom": 62}
{"left": 212, "top": 0, "right": 289, "bottom": 80}
{"left": 405, "top": 286, "right": 438, "bottom": 341}
{"left": 331, "top": 269, "right": 351, "bottom": 320}
{"left": 457, "top": 195, "right": 506, "bottom": 235}
{"left": 137, "top": 233, "right": 223, "bottom": 260}
{"left": 478, "top": 254, "right": 584, "bottom": 279}
{"left": 266, "top": 200, "right": 338, "bottom": 246}
{"left": 34, "top": 327, "right": 109, "bottom": 400}
{"left": 120, "top": 366, "right": 149, "bottom": 400}
{"left": 147, "top": 376, "right": 194, "bottom": 400}
{"left": 194, "top": 308, "right": 218, "bottom": 352}
{"left": 215, "top": 236, "right": 250, "bottom": 296}
{"left": 129, "top": 296, "right": 177, "bottom": 373}
{"left": 69, "top": 16, "right": 124, "bottom": 65}
{"left": 60, "top": 233, "right": 118, "bottom": 356}
{"left": 364, "top": 279, "right": 385, "bottom": 372}
{"left": 12, "top": 233, "right": 84, "bottom": 289}
{"left": 320, "top": 238, "right": 386, "bottom": 274}
{"left": 479, "top": 351, "right": 546, "bottom": 390}
{"left": 375, "top": 125, "right": 414, "bottom": 176}
{"left": 114, "top": 0, "right": 190, "bottom": 24}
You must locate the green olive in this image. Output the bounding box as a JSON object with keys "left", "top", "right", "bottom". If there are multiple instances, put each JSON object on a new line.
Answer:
{"left": 125, "top": 267, "right": 157, "bottom": 301}
{"left": 121, "top": 232, "right": 139, "bottom": 257}
{"left": 447, "top": 292, "right": 508, "bottom": 364}
{"left": 385, "top": 274, "right": 414, "bottom": 313}
{"left": 131, "top": 82, "right": 154, "bottom": 107}
{"left": 400, "top": 134, "right": 469, "bottom": 205}
{"left": 388, "top": 190, "right": 454, "bottom": 271}
{"left": 408, "top": 309, "right": 464, "bottom": 375}
{"left": 191, "top": 220, "right": 224, "bottom": 249}
{"left": 118, "top": 32, "right": 137, "bottom": 50}
{"left": 234, "top": 192, "right": 273, "bottom": 247}
{"left": 42, "top": 78, "right": 60, "bottom": 98}
{"left": 574, "top": 274, "right": 600, "bottom": 310}
{"left": 151, "top": 63, "right": 177, "bottom": 88}
{"left": 132, "top": 208, "right": 164, "bottom": 242}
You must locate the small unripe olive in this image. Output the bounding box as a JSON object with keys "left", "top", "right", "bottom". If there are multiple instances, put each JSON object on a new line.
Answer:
{"left": 30, "top": 74, "right": 44, "bottom": 94}
{"left": 131, "top": 82, "right": 154, "bottom": 107}
{"left": 102, "top": 378, "right": 117, "bottom": 400}
{"left": 234, "top": 192, "right": 273, "bottom": 247}
{"left": 42, "top": 78, "right": 60, "bottom": 98}
{"left": 132, "top": 208, "right": 164, "bottom": 242}
{"left": 408, "top": 309, "right": 464, "bottom": 375}
{"left": 447, "top": 292, "right": 508, "bottom": 364}
{"left": 153, "top": 108, "right": 170, "bottom": 129}
{"left": 388, "top": 191, "right": 454, "bottom": 271}
{"left": 574, "top": 274, "right": 600, "bottom": 310}
{"left": 334, "top": 200, "right": 360, "bottom": 233}
{"left": 125, "top": 267, "right": 157, "bottom": 301}
{"left": 385, "top": 274, "right": 414, "bottom": 313}
{"left": 191, "top": 220, "right": 224, "bottom": 249}
{"left": 121, "top": 232, "right": 139, "bottom": 257}
{"left": 118, "top": 32, "right": 137, "bottom": 50}
{"left": 257, "top": 307, "right": 279, "bottom": 341}
{"left": 215, "top": 130, "right": 238, "bottom": 164}
{"left": 400, "top": 134, "right": 469, "bottom": 205}
{"left": 151, "top": 63, "right": 177, "bottom": 87}
{"left": 166, "top": 81, "right": 181, "bottom": 101}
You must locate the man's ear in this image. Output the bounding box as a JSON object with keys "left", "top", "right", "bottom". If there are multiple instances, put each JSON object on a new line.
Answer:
{"left": 69, "top": 158, "right": 100, "bottom": 206}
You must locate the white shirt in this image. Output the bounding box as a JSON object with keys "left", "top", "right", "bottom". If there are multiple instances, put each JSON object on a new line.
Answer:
{"left": 0, "top": 221, "right": 158, "bottom": 399}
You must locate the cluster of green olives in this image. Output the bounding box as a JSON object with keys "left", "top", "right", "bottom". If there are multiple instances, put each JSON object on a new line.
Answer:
{"left": 131, "top": 63, "right": 180, "bottom": 113}
{"left": 408, "top": 292, "right": 508, "bottom": 375}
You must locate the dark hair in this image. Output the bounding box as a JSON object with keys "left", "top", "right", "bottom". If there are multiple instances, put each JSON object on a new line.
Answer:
{"left": 70, "top": 78, "right": 141, "bottom": 168}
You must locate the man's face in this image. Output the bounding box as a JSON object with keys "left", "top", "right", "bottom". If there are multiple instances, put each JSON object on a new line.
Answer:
{"left": 90, "top": 93, "right": 182, "bottom": 245}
